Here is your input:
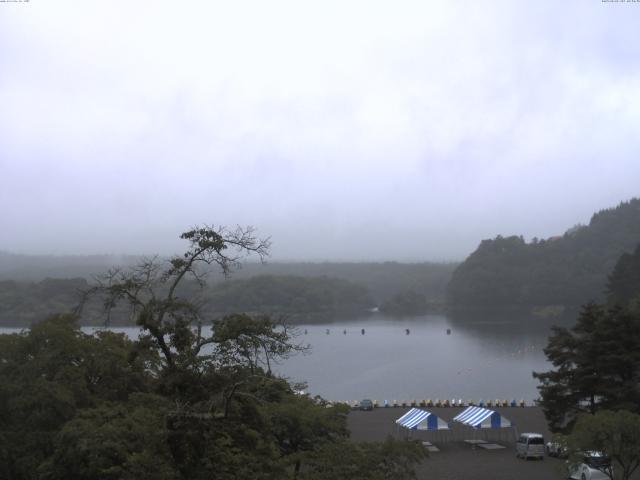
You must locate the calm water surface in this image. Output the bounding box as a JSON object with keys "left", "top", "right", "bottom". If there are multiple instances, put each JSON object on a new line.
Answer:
{"left": 1, "top": 313, "right": 555, "bottom": 403}
{"left": 272, "top": 314, "right": 552, "bottom": 403}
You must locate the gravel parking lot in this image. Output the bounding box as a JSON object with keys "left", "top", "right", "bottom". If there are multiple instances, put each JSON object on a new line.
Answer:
{"left": 348, "top": 406, "right": 568, "bottom": 480}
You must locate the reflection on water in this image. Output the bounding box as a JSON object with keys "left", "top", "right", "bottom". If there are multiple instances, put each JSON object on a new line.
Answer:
{"left": 274, "top": 314, "right": 555, "bottom": 402}
{"left": 0, "top": 313, "right": 561, "bottom": 402}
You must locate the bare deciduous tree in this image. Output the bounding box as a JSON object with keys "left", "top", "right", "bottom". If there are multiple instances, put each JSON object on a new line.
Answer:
{"left": 78, "top": 225, "right": 270, "bottom": 369}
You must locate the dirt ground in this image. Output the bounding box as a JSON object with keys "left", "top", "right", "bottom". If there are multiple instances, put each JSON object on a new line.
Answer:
{"left": 348, "top": 406, "right": 568, "bottom": 480}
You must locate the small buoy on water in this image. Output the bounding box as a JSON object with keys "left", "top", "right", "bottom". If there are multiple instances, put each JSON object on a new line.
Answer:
{"left": 304, "top": 329, "right": 308, "bottom": 335}
{"left": 361, "top": 328, "right": 365, "bottom": 335}
{"left": 326, "top": 329, "right": 330, "bottom": 335}
{"left": 405, "top": 328, "right": 410, "bottom": 335}
{"left": 446, "top": 328, "right": 451, "bottom": 335}
{"left": 343, "top": 329, "right": 347, "bottom": 335}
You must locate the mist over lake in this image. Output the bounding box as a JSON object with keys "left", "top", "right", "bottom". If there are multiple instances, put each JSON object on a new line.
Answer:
{"left": 273, "top": 314, "right": 551, "bottom": 403}
{"left": 0, "top": 313, "right": 552, "bottom": 403}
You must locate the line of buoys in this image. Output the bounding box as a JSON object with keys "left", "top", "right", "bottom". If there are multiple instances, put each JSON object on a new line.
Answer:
{"left": 345, "top": 398, "right": 529, "bottom": 408}
{"left": 300, "top": 327, "right": 452, "bottom": 335}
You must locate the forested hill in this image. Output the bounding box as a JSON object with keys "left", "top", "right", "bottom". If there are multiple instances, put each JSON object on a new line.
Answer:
{"left": 219, "top": 261, "right": 456, "bottom": 305}
{"left": 206, "top": 275, "right": 373, "bottom": 319}
{"left": 0, "top": 262, "right": 456, "bottom": 326}
{"left": 447, "top": 198, "right": 640, "bottom": 309}
{"left": 0, "top": 252, "right": 138, "bottom": 280}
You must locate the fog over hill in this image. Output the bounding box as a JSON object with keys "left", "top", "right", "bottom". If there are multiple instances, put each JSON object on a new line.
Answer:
{"left": 2, "top": 2, "right": 640, "bottom": 261}
{"left": 448, "top": 198, "right": 640, "bottom": 309}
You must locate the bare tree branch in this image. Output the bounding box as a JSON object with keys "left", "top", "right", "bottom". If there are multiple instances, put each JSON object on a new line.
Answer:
{"left": 75, "top": 225, "right": 270, "bottom": 368}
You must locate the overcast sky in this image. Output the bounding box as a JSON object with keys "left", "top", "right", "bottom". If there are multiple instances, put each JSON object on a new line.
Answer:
{"left": 1, "top": 1, "right": 639, "bottom": 261}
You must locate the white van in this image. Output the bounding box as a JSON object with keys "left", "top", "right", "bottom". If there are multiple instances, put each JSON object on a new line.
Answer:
{"left": 516, "top": 433, "right": 545, "bottom": 460}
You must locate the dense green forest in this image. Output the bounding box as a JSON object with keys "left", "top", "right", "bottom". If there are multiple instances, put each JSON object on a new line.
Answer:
{"left": 0, "top": 275, "right": 374, "bottom": 327}
{"left": 532, "top": 257, "right": 640, "bottom": 479}
{"left": 0, "top": 314, "right": 425, "bottom": 480}
{"left": 607, "top": 243, "right": 640, "bottom": 310}
{"left": 0, "top": 254, "right": 456, "bottom": 304}
{"left": 223, "top": 262, "right": 456, "bottom": 305}
{"left": 3, "top": 198, "right": 639, "bottom": 323}
{"left": 0, "top": 261, "right": 455, "bottom": 327}
{"left": 0, "top": 226, "right": 427, "bottom": 479}
{"left": 379, "top": 290, "right": 437, "bottom": 315}
{"left": 447, "top": 198, "right": 640, "bottom": 310}
{"left": 0, "top": 278, "right": 91, "bottom": 327}
{"left": 207, "top": 275, "right": 373, "bottom": 319}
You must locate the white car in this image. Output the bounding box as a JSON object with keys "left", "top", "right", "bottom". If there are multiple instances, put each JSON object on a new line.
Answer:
{"left": 568, "top": 452, "right": 612, "bottom": 480}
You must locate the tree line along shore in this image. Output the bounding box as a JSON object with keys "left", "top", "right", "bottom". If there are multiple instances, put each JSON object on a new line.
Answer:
{"left": 1, "top": 198, "right": 639, "bottom": 328}
{"left": 1, "top": 208, "right": 640, "bottom": 479}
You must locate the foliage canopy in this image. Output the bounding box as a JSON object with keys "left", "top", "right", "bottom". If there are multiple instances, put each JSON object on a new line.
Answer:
{"left": 534, "top": 303, "right": 640, "bottom": 433}
{"left": 0, "top": 226, "right": 426, "bottom": 479}
{"left": 565, "top": 410, "right": 640, "bottom": 480}
{"left": 448, "top": 199, "right": 640, "bottom": 308}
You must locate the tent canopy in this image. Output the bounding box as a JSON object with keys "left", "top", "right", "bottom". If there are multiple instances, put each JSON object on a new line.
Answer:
{"left": 395, "top": 408, "right": 449, "bottom": 431}
{"left": 453, "top": 406, "right": 512, "bottom": 429}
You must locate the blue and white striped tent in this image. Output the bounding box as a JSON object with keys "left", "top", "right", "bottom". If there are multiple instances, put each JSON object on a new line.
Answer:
{"left": 453, "top": 406, "right": 512, "bottom": 429}
{"left": 395, "top": 408, "right": 449, "bottom": 431}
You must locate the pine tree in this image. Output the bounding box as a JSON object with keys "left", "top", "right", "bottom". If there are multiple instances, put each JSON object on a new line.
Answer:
{"left": 534, "top": 303, "right": 640, "bottom": 433}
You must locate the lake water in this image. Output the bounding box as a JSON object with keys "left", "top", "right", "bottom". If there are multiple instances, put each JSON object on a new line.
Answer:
{"left": 272, "top": 314, "right": 553, "bottom": 403}
{"left": 1, "top": 313, "right": 556, "bottom": 403}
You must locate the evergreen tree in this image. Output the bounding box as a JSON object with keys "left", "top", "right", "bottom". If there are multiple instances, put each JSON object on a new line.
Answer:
{"left": 448, "top": 198, "right": 640, "bottom": 309}
{"left": 534, "top": 304, "right": 640, "bottom": 433}
{"left": 607, "top": 243, "right": 640, "bottom": 310}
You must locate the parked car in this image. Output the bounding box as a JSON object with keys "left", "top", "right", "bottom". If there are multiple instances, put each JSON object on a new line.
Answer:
{"left": 568, "top": 452, "right": 612, "bottom": 480}
{"left": 545, "top": 441, "right": 567, "bottom": 458}
{"left": 515, "top": 433, "right": 545, "bottom": 460}
{"left": 359, "top": 399, "right": 374, "bottom": 411}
